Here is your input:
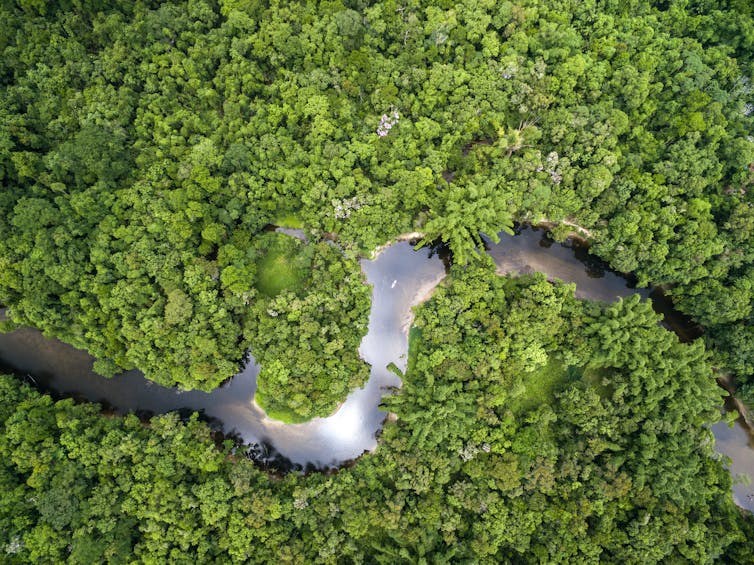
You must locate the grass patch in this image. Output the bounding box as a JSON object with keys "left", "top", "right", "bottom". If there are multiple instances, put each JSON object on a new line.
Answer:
{"left": 256, "top": 253, "right": 304, "bottom": 297}
{"left": 273, "top": 213, "right": 304, "bottom": 229}
{"left": 582, "top": 365, "right": 613, "bottom": 399}
{"left": 406, "top": 326, "right": 423, "bottom": 378}
{"left": 254, "top": 233, "right": 309, "bottom": 297}
{"left": 509, "top": 358, "right": 571, "bottom": 414}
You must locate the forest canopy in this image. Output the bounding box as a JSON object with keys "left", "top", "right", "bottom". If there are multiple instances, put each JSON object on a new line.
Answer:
{"left": 3, "top": 0, "right": 754, "bottom": 560}
{"left": 2, "top": 0, "right": 754, "bottom": 397}
{"left": 1, "top": 270, "right": 752, "bottom": 562}
{"left": 247, "top": 232, "right": 370, "bottom": 422}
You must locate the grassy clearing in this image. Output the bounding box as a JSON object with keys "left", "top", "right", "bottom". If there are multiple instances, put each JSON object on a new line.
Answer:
{"left": 273, "top": 213, "right": 304, "bottom": 229}
{"left": 255, "top": 234, "right": 309, "bottom": 297}
{"left": 582, "top": 365, "right": 613, "bottom": 399}
{"left": 509, "top": 358, "right": 571, "bottom": 414}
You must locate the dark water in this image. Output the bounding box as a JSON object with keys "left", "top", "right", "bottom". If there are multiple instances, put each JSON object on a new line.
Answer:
{"left": 0, "top": 227, "right": 751, "bottom": 508}
{"left": 482, "top": 228, "right": 703, "bottom": 341}
{"left": 0, "top": 240, "right": 447, "bottom": 471}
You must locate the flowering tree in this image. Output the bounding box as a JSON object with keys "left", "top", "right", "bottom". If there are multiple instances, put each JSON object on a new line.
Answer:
{"left": 377, "top": 108, "right": 400, "bottom": 137}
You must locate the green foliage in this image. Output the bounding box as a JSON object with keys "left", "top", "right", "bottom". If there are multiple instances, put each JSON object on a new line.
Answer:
{"left": 384, "top": 267, "right": 750, "bottom": 562}
{"left": 2, "top": 0, "right": 754, "bottom": 392}
{"left": 253, "top": 233, "right": 309, "bottom": 298}
{"left": 1, "top": 271, "right": 752, "bottom": 562}
{"left": 418, "top": 180, "right": 515, "bottom": 265}
{"left": 248, "top": 235, "right": 371, "bottom": 422}
{"left": 2, "top": 0, "right": 754, "bottom": 559}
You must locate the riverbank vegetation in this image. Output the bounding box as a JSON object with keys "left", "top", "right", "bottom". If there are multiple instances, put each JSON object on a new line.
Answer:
{"left": 3, "top": 0, "right": 754, "bottom": 400}
{"left": 248, "top": 233, "right": 370, "bottom": 421}
{"left": 2, "top": 270, "right": 752, "bottom": 562}
{"left": 3, "top": 0, "right": 754, "bottom": 559}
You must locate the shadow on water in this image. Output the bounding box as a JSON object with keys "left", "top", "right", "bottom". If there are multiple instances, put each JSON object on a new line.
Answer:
{"left": 648, "top": 288, "right": 705, "bottom": 343}
{"left": 424, "top": 239, "right": 453, "bottom": 271}
{"left": 0, "top": 226, "right": 751, "bottom": 508}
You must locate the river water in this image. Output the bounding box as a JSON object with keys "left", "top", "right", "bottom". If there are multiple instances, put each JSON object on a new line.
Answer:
{"left": 0, "top": 239, "right": 448, "bottom": 470}
{"left": 0, "top": 226, "right": 752, "bottom": 507}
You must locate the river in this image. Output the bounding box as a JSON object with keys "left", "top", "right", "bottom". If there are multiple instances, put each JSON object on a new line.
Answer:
{"left": 0, "top": 226, "right": 752, "bottom": 508}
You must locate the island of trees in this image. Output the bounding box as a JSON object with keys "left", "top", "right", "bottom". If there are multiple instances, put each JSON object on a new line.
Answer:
{"left": 1, "top": 0, "right": 754, "bottom": 561}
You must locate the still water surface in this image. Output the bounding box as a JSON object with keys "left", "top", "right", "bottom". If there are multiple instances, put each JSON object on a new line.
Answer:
{"left": 0, "top": 227, "right": 751, "bottom": 507}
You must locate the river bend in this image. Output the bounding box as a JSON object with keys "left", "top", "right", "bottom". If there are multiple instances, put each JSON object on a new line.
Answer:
{"left": 0, "top": 227, "right": 752, "bottom": 509}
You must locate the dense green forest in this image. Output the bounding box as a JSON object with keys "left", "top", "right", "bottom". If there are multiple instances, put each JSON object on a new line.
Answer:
{"left": 3, "top": 271, "right": 752, "bottom": 562}
{"left": 3, "top": 0, "right": 754, "bottom": 560}
{"left": 3, "top": 0, "right": 754, "bottom": 400}
{"left": 248, "top": 232, "right": 370, "bottom": 421}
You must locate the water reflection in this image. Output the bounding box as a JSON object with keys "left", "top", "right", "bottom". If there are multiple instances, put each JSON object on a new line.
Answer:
{"left": 711, "top": 398, "right": 754, "bottom": 510}
{"left": 485, "top": 228, "right": 646, "bottom": 302}
{"left": 0, "top": 241, "right": 447, "bottom": 469}
{"left": 0, "top": 227, "right": 750, "bottom": 509}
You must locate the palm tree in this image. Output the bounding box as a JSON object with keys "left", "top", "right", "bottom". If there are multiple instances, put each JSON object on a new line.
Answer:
{"left": 417, "top": 180, "right": 514, "bottom": 264}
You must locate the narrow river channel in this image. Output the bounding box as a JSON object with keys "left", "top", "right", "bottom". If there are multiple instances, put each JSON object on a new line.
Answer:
{"left": 0, "top": 226, "right": 752, "bottom": 509}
